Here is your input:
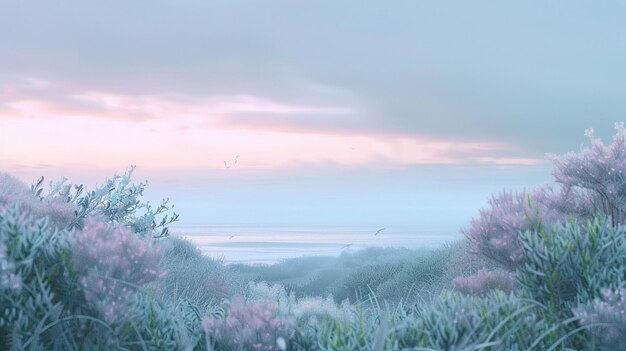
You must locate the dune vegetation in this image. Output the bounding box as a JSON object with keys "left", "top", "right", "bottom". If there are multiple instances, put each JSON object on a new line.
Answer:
{"left": 3, "top": 123, "right": 626, "bottom": 350}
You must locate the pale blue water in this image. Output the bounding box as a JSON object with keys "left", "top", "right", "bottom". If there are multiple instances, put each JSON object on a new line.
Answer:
{"left": 171, "top": 225, "right": 462, "bottom": 265}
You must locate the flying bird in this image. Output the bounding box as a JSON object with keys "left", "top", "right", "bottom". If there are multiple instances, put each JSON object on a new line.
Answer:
{"left": 234, "top": 155, "right": 241, "bottom": 164}
{"left": 224, "top": 161, "right": 231, "bottom": 169}
{"left": 374, "top": 228, "right": 386, "bottom": 236}
{"left": 229, "top": 235, "right": 235, "bottom": 239}
{"left": 341, "top": 243, "right": 353, "bottom": 250}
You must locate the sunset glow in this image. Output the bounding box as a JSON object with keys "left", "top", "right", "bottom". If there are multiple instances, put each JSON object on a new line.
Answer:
{"left": 0, "top": 82, "right": 544, "bottom": 176}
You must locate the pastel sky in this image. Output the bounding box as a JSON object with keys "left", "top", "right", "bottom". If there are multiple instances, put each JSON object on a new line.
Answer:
{"left": 1, "top": 1, "right": 625, "bottom": 227}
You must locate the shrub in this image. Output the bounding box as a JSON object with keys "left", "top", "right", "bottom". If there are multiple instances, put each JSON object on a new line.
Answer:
{"left": 32, "top": 166, "right": 179, "bottom": 237}
{"left": 549, "top": 122, "right": 626, "bottom": 226}
{"left": 453, "top": 268, "right": 515, "bottom": 296}
{"left": 72, "top": 219, "right": 164, "bottom": 324}
{"left": 574, "top": 288, "right": 626, "bottom": 350}
{"left": 290, "top": 307, "right": 383, "bottom": 351}
{"left": 463, "top": 124, "right": 626, "bottom": 271}
{"left": 462, "top": 189, "right": 563, "bottom": 270}
{"left": 517, "top": 216, "right": 626, "bottom": 316}
{"left": 1, "top": 173, "right": 75, "bottom": 230}
{"left": 0, "top": 173, "right": 194, "bottom": 350}
{"left": 203, "top": 297, "right": 295, "bottom": 351}
{"left": 391, "top": 291, "right": 551, "bottom": 351}
{"left": 0, "top": 203, "right": 71, "bottom": 349}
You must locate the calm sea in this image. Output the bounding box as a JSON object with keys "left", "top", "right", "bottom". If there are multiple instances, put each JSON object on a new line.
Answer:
{"left": 170, "top": 225, "right": 463, "bottom": 265}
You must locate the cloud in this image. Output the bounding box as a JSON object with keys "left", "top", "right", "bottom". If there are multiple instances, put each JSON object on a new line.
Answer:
{"left": 0, "top": 81, "right": 543, "bottom": 174}
{"left": 0, "top": 78, "right": 357, "bottom": 124}
{"left": 2, "top": 1, "right": 625, "bottom": 157}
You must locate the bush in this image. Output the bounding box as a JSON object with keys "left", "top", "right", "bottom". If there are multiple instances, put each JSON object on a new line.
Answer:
{"left": 0, "top": 203, "right": 73, "bottom": 349}
{"left": 391, "top": 291, "right": 551, "bottom": 351}
{"left": 72, "top": 219, "right": 164, "bottom": 324}
{"left": 549, "top": 122, "right": 626, "bottom": 226}
{"left": 203, "top": 298, "right": 295, "bottom": 351}
{"left": 0, "top": 172, "right": 195, "bottom": 350}
{"left": 453, "top": 268, "right": 515, "bottom": 296}
{"left": 32, "top": 166, "right": 179, "bottom": 237}
{"left": 462, "top": 188, "right": 566, "bottom": 270}
{"left": 517, "top": 216, "right": 626, "bottom": 315}
{"left": 1, "top": 173, "right": 75, "bottom": 230}
{"left": 574, "top": 288, "right": 626, "bottom": 350}
{"left": 462, "top": 124, "right": 626, "bottom": 271}
{"left": 290, "top": 307, "right": 383, "bottom": 351}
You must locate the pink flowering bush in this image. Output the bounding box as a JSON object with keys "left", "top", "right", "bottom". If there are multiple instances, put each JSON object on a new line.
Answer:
{"left": 453, "top": 268, "right": 514, "bottom": 296}
{"left": 0, "top": 172, "right": 195, "bottom": 349}
{"left": 464, "top": 124, "right": 626, "bottom": 270}
{"left": 72, "top": 219, "right": 164, "bottom": 324}
{"left": 549, "top": 122, "right": 626, "bottom": 226}
{"left": 462, "top": 188, "right": 570, "bottom": 269}
{"left": 203, "top": 298, "right": 295, "bottom": 351}
{"left": 574, "top": 289, "right": 626, "bottom": 350}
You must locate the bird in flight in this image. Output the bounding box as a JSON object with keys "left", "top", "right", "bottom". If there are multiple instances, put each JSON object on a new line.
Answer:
{"left": 224, "top": 155, "right": 240, "bottom": 168}
{"left": 229, "top": 235, "right": 235, "bottom": 239}
{"left": 374, "top": 228, "right": 386, "bottom": 236}
{"left": 341, "top": 243, "right": 353, "bottom": 249}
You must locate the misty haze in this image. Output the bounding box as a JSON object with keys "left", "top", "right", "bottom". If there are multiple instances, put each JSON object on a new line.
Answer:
{"left": 2, "top": 2, "right": 626, "bottom": 350}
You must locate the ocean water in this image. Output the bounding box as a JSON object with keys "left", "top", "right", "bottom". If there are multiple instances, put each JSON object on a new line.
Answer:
{"left": 170, "top": 225, "right": 463, "bottom": 265}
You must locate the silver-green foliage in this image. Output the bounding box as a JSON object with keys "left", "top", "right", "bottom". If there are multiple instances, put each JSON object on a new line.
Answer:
{"left": 517, "top": 216, "right": 626, "bottom": 315}
{"left": 31, "top": 166, "right": 179, "bottom": 237}
{"left": 0, "top": 173, "right": 195, "bottom": 350}
{"left": 290, "top": 308, "right": 383, "bottom": 351}
{"left": 0, "top": 204, "right": 72, "bottom": 349}
{"left": 574, "top": 288, "right": 626, "bottom": 350}
{"left": 391, "top": 291, "right": 550, "bottom": 351}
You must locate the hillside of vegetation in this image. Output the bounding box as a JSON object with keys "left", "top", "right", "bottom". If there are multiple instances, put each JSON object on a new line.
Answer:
{"left": 3, "top": 124, "right": 626, "bottom": 350}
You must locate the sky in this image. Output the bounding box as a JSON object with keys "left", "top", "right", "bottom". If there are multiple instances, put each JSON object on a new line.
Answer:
{"left": 1, "top": 1, "right": 626, "bottom": 228}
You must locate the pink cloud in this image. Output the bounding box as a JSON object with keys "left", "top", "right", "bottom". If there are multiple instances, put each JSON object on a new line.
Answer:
{"left": 0, "top": 78, "right": 543, "bottom": 174}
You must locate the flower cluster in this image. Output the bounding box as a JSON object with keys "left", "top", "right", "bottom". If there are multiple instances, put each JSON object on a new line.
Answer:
{"left": 549, "top": 122, "right": 626, "bottom": 226}
{"left": 462, "top": 188, "right": 568, "bottom": 269}
{"left": 72, "top": 219, "right": 164, "bottom": 323}
{"left": 203, "top": 298, "right": 294, "bottom": 351}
